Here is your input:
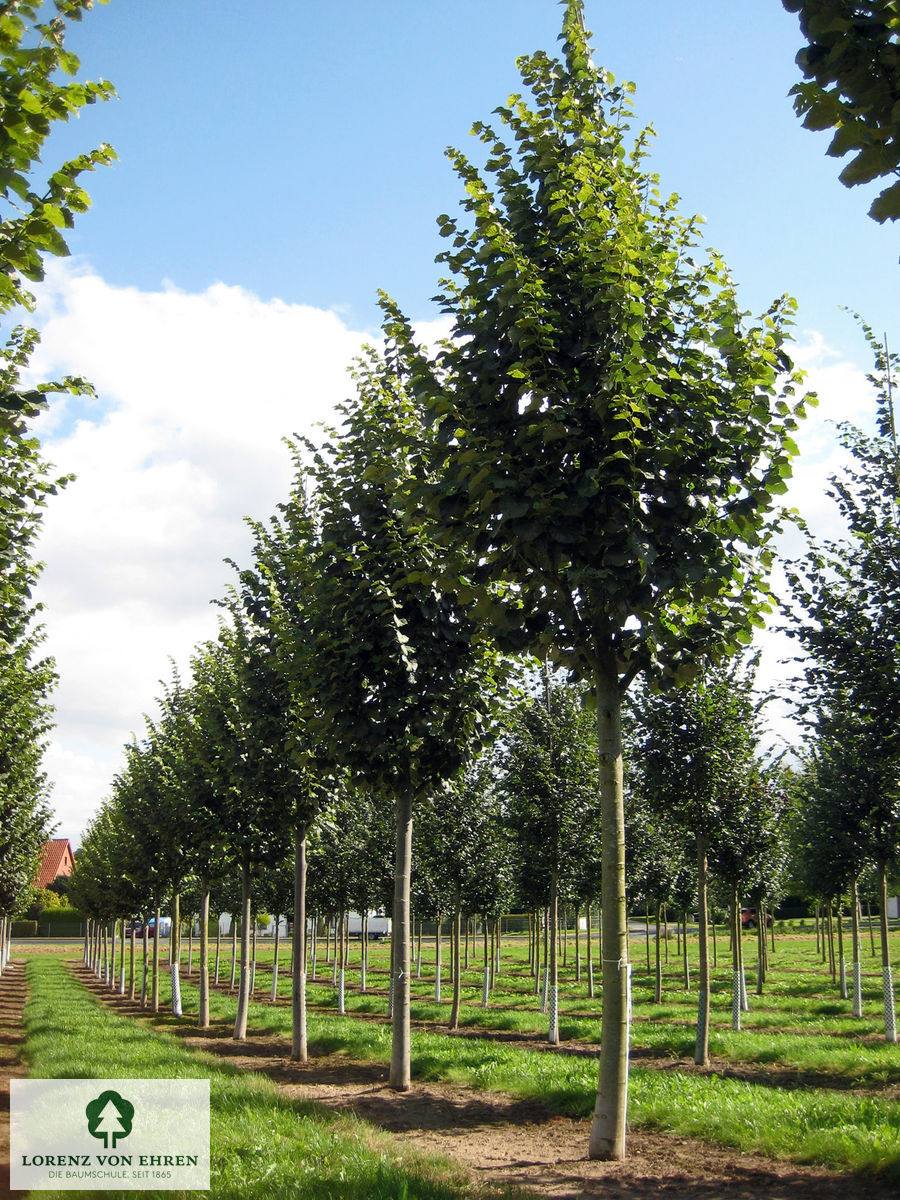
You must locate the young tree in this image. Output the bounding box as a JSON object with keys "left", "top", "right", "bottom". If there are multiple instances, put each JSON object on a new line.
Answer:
{"left": 629, "top": 659, "right": 763, "bottom": 1065}
{"left": 277, "top": 352, "right": 506, "bottom": 1090}
{"left": 0, "top": 0, "right": 114, "bottom": 944}
{"left": 386, "top": 2, "right": 811, "bottom": 1156}
{"left": 785, "top": 322, "right": 900, "bottom": 1041}
{"left": 496, "top": 674, "right": 599, "bottom": 1044}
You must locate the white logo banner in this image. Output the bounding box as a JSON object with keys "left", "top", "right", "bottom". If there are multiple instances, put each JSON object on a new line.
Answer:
{"left": 11, "top": 1079, "right": 210, "bottom": 1191}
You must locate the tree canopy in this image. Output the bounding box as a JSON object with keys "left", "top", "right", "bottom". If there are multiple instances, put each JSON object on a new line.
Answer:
{"left": 783, "top": 0, "right": 900, "bottom": 221}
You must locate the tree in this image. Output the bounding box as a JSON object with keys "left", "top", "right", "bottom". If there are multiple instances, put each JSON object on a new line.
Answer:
{"left": 496, "top": 672, "right": 599, "bottom": 1044}
{"left": 0, "top": 0, "right": 114, "bottom": 945}
{"left": 386, "top": 1, "right": 811, "bottom": 1157}
{"left": 784, "top": 320, "right": 900, "bottom": 1041}
{"left": 783, "top": 1, "right": 900, "bottom": 221}
{"left": 629, "top": 659, "right": 763, "bottom": 1065}
{"left": 278, "top": 350, "right": 506, "bottom": 1090}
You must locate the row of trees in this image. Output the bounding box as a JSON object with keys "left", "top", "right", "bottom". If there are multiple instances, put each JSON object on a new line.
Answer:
{"left": 0, "top": 0, "right": 115, "bottom": 967}
{"left": 9, "top": 1, "right": 897, "bottom": 1168}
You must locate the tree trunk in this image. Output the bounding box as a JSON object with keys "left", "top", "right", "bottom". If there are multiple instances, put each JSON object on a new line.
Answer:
{"left": 271, "top": 912, "right": 281, "bottom": 1003}
{"left": 826, "top": 901, "right": 836, "bottom": 983}
{"left": 118, "top": 918, "right": 126, "bottom": 993}
{"left": 549, "top": 868, "right": 560, "bottom": 1045}
{"left": 654, "top": 901, "right": 662, "bottom": 1004}
{"left": 292, "top": 823, "right": 308, "bottom": 1061}
{"left": 171, "top": 892, "right": 182, "bottom": 1017}
{"left": 434, "top": 910, "right": 442, "bottom": 1003}
{"left": 233, "top": 860, "right": 252, "bottom": 1040}
{"left": 575, "top": 904, "right": 581, "bottom": 983}
{"left": 587, "top": 905, "right": 595, "bottom": 999}
{"left": 695, "top": 838, "right": 710, "bottom": 1067}
{"left": 482, "top": 912, "right": 489, "bottom": 1008}
{"left": 230, "top": 917, "right": 238, "bottom": 991}
{"left": 449, "top": 889, "right": 462, "bottom": 1031}
{"left": 390, "top": 790, "right": 413, "bottom": 1090}
{"left": 588, "top": 655, "right": 629, "bottom": 1161}
{"left": 141, "top": 924, "right": 149, "bottom": 1007}
{"left": 730, "top": 891, "right": 741, "bottom": 1032}
{"left": 877, "top": 861, "right": 897, "bottom": 1043}
{"left": 152, "top": 908, "right": 160, "bottom": 1012}
{"left": 128, "top": 923, "right": 135, "bottom": 1000}
{"left": 836, "top": 899, "right": 847, "bottom": 1000}
{"left": 682, "top": 912, "right": 690, "bottom": 991}
{"left": 851, "top": 875, "right": 863, "bottom": 1018}
{"left": 199, "top": 888, "right": 210, "bottom": 1029}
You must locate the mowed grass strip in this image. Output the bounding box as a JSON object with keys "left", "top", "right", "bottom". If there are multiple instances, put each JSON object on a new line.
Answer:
{"left": 161, "top": 973, "right": 900, "bottom": 1180}
{"left": 159, "top": 942, "right": 900, "bottom": 1088}
{"left": 22, "top": 956, "right": 518, "bottom": 1200}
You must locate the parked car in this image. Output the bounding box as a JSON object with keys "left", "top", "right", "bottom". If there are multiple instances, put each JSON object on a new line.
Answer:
{"left": 741, "top": 908, "right": 773, "bottom": 929}
{"left": 125, "top": 916, "right": 171, "bottom": 937}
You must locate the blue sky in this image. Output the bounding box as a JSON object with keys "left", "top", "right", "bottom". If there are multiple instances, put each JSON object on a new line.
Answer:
{"left": 56, "top": 0, "right": 894, "bottom": 348}
{"left": 25, "top": 1, "right": 896, "bottom": 842}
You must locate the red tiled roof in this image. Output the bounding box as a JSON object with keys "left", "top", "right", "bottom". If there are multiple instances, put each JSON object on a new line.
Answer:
{"left": 33, "top": 839, "right": 75, "bottom": 889}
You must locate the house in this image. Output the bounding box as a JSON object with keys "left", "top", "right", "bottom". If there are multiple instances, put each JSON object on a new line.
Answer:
{"left": 33, "top": 838, "right": 75, "bottom": 889}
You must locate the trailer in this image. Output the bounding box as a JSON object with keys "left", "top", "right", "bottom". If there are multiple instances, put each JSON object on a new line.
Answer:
{"left": 346, "top": 911, "right": 391, "bottom": 940}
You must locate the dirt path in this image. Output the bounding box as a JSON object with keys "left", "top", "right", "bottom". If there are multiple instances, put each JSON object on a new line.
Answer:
{"left": 0, "top": 959, "right": 28, "bottom": 1197}
{"left": 74, "top": 963, "right": 900, "bottom": 1200}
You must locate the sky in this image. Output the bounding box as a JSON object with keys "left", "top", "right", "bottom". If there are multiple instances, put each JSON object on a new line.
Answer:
{"left": 20, "top": 1, "right": 897, "bottom": 845}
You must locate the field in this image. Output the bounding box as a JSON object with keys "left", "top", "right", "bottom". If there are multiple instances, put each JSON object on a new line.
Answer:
{"left": 2, "top": 922, "right": 899, "bottom": 1198}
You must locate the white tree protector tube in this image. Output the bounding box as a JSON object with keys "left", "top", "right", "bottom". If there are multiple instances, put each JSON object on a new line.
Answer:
{"left": 883, "top": 965, "right": 897, "bottom": 1043}
{"left": 171, "top": 963, "right": 182, "bottom": 1017}
{"left": 852, "top": 960, "right": 863, "bottom": 1019}
{"left": 548, "top": 983, "right": 559, "bottom": 1045}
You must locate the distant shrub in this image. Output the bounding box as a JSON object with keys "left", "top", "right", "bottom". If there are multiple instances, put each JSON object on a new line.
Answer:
{"left": 12, "top": 920, "right": 38, "bottom": 937}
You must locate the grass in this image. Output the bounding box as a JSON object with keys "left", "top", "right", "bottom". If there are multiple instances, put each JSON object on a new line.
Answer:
{"left": 135, "top": 974, "right": 900, "bottom": 1179}
{"left": 20, "top": 955, "right": 521, "bottom": 1200}
{"left": 108, "top": 925, "right": 900, "bottom": 1181}
{"left": 27, "top": 926, "right": 900, "bottom": 1181}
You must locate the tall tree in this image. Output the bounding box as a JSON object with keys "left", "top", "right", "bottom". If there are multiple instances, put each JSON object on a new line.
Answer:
{"left": 785, "top": 321, "right": 900, "bottom": 1041}
{"left": 386, "top": 1, "right": 811, "bottom": 1157}
{"left": 278, "top": 351, "right": 505, "bottom": 1090}
{"left": 629, "top": 661, "right": 763, "bottom": 1064}
{"left": 0, "top": 0, "right": 114, "bottom": 930}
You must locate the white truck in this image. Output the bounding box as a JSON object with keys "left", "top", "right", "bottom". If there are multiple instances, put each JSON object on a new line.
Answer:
{"left": 346, "top": 911, "right": 391, "bottom": 940}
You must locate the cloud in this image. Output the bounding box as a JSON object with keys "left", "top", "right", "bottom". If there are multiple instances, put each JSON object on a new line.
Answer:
{"left": 28, "top": 263, "right": 386, "bottom": 842}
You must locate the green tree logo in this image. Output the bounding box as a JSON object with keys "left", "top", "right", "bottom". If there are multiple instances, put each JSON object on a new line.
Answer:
{"left": 85, "top": 1090, "right": 135, "bottom": 1149}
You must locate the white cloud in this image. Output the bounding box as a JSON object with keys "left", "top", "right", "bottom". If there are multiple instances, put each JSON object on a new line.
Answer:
{"left": 28, "top": 263, "right": 384, "bottom": 843}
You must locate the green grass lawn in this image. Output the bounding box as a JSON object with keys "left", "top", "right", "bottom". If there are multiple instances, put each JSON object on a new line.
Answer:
{"left": 49, "top": 924, "right": 900, "bottom": 1181}
{"left": 20, "top": 955, "right": 520, "bottom": 1200}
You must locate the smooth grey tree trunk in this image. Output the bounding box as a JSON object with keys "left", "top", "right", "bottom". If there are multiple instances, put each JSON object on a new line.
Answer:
{"left": 390, "top": 791, "right": 413, "bottom": 1090}
{"left": 695, "top": 839, "right": 710, "bottom": 1066}
{"left": 449, "top": 890, "right": 462, "bottom": 1030}
{"left": 152, "top": 908, "right": 160, "bottom": 1012}
{"left": 198, "top": 888, "right": 210, "bottom": 1029}
{"left": 291, "top": 824, "right": 308, "bottom": 1061}
{"left": 851, "top": 875, "right": 863, "bottom": 1018}
{"left": 233, "top": 862, "right": 252, "bottom": 1040}
{"left": 878, "top": 862, "right": 897, "bottom": 1043}
{"left": 588, "top": 656, "right": 629, "bottom": 1161}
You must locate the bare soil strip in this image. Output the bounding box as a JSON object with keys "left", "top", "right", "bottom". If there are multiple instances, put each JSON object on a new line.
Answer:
{"left": 0, "top": 960, "right": 28, "bottom": 1197}
{"left": 72, "top": 962, "right": 900, "bottom": 1200}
